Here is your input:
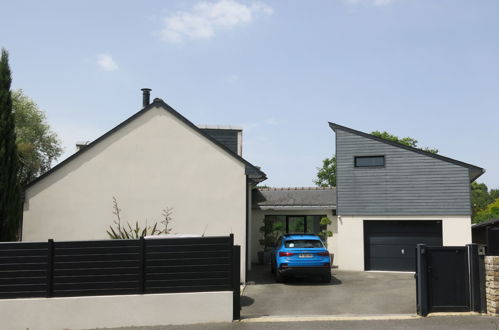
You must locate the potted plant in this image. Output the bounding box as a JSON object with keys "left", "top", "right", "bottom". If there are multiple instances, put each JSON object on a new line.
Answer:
{"left": 258, "top": 218, "right": 283, "bottom": 264}
{"left": 318, "top": 216, "right": 334, "bottom": 265}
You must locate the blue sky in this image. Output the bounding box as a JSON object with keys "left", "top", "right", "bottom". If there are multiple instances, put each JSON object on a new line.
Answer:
{"left": 1, "top": 0, "right": 498, "bottom": 188}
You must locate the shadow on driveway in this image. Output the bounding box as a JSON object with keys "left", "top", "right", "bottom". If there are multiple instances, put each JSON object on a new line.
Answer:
{"left": 242, "top": 264, "right": 415, "bottom": 317}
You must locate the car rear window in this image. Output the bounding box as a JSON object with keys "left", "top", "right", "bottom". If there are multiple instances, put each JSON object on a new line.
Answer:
{"left": 284, "top": 240, "right": 323, "bottom": 248}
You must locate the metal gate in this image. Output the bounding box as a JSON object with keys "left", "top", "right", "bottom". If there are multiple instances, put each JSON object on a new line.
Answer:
{"left": 416, "top": 244, "right": 486, "bottom": 316}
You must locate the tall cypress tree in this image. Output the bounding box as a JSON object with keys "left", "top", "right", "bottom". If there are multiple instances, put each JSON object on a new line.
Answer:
{"left": 0, "top": 49, "right": 21, "bottom": 241}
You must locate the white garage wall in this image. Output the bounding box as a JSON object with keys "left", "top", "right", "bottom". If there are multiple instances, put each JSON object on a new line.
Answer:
{"left": 336, "top": 215, "right": 472, "bottom": 271}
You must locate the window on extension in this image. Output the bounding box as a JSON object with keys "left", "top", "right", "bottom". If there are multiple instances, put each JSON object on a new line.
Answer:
{"left": 355, "top": 155, "right": 385, "bottom": 168}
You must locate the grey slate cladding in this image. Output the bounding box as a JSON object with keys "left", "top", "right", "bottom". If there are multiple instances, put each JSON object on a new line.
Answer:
{"left": 253, "top": 187, "right": 336, "bottom": 208}
{"left": 200, "top": 129, "right": 239, "bottom": 155}
{"left": 334, "top": 128, "right": 473, "bottom": 216}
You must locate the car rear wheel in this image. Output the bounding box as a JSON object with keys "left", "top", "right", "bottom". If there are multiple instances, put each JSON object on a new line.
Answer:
{"left": 275, "top": 269, "right": 284, "bottom": 283}
{"left": 322, "top": 273, "right": 331, "bottom": 283}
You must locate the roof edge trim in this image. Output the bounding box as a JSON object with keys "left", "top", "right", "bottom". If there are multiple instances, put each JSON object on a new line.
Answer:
{"left": 26, "top": 99, "right": 266, "bottom": 188}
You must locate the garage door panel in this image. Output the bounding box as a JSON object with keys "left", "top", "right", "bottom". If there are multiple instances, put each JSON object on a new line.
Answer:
{"left": 369, "top": 257, "right": 415, "bottom": 272}
{"left": 369, "top": 244, "right": 415, "bottom": 257}
{"left": 368, "top": 235, "right": 442, "bottom": 246}
{"left": 364, "top": 221, "right": 442, "bottom": 271}
{"left": 366, "top": 223, "right": 442, "bottom": 234}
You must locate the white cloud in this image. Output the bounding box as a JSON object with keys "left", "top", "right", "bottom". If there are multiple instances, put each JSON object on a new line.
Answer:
{"left": 96, "top": 54, "right": 119, "bottom": 71}
{"left": 160, "top": 0, "right": 273, "bottom": 43}
{"left": 345, "top": 0, "right": 396, "bottom": 6}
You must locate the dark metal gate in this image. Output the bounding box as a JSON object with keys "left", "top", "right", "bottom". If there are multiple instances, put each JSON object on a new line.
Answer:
{"left": 416, "top": 244, "right": 486, "bottom": 316}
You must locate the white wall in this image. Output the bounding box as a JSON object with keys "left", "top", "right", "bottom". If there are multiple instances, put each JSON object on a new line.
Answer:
{"left": 336, "top": 215, "right": 472, "bottom": 271}
{"left": 0, "top": 291, "right": 232, "bottom": 330}
{"left": 250, "top": 208, "right": 337, "bottom": 264}
{"left": 23, "top": 106, "right": 248, "bottom": 280}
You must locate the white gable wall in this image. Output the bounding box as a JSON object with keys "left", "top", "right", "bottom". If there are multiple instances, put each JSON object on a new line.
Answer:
{"left": 22, "top": 106, "right": 248, "bottom": 279}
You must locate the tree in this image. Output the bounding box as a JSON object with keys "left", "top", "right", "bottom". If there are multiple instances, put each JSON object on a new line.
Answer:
{"left": 473, "top": 198, "right": 499, "bottom": 224}
{"left": 471, "top": 182, "right": 494, "bottom": 217}
{"left": 12, "top": 89, "right": 62, "bottom": 186}
{"left": 0, "top": 49, "right": 21, "bottom": 241}
{"left": 313, "top": 156, "right": 336, "bottom": 187}
{"left": 370, "top": 131, "right": 439, "bottom": 154}
{"left": 314, "top": 131, "right": 438, "bottom": 187}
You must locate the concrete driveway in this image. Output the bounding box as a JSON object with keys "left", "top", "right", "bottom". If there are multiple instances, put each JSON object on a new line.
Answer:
{"left": 242, "top": 265, "right": 415, "bottom": 317}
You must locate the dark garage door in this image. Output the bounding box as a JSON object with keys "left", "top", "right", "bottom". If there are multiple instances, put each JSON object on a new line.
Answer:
{"left": 364, "top": 220, "right": 442, "bottom": 271}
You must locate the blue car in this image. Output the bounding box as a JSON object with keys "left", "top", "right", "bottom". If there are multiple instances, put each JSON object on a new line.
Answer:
{"left": 270, "top": 234, "right": 331, "bottom": 283}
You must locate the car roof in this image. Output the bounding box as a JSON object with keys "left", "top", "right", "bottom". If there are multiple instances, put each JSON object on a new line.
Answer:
{"left": 282, "top": 234, "right": 321, "bottom": 240}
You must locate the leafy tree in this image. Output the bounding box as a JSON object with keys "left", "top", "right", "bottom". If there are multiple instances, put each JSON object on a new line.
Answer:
{"left": 490, "top": 189, "right": 499, "bottom": 201}
{"left": 12, "top": 89, "right": 62, "bottom": 186}
{"left": 471, "top": 182, "right": 494, "bottom": 217}
{"left": 313, "top": 156, "right": 336, "bottom": 187}
{"left": 0, "top": 49, "right": 21, "bottom": 241}
{"left": 314, "top": 131, "right": 437, "bottom": 187}
{"left": 473, "top": 198, "right": 499, "bottom": 224}
{"left": 370, "top": 131, "right": 439, "bottom": 154}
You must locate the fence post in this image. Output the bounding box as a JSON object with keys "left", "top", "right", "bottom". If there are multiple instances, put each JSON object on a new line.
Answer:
{"left": 139, "top": 236, "right": 146, "bottom": 294}
{"left": 416, "top": 244, "right": 428, "bottom": 316}
{"left": 467, "top": 244, "right": 486, "bottom": 313}
{"left": 47, "top": 239, "right": 54, "bottom": 298}
{"left": 232, "top": 245, "right": 241, "bottom": 321}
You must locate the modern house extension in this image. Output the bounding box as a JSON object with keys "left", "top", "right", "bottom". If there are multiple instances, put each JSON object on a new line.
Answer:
{"left": 330, "top": 123, "right": 485, "bottom": 271}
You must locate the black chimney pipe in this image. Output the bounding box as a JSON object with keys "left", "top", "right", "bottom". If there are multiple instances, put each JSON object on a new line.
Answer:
{"left": 141, "top": 88, "right": 152, "bottom": 107}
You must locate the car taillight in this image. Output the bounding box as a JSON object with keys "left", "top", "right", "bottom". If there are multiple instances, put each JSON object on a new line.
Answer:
{"left": 279, "top": 252, "right": 295, "bottom": 257}
{"left": 316, "top": 252, "right": 330, "bottom": 256}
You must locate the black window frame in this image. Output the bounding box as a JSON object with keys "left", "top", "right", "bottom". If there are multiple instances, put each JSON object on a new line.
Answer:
{"left": 354, "top": 155, "right": 385, "bottom": 168}
{"left": 264, "top": 215, "right": 326, "bottom": 235}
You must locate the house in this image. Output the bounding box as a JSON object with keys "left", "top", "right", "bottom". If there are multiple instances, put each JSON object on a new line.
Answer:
{"left": 21, "top": 90, "right": 266, "bottom": 282}
{"left": 329, "top": 123, "right": 485, "bottom": 271}
{"left": 22, "top": 89, "right": 484, "bottom": 276}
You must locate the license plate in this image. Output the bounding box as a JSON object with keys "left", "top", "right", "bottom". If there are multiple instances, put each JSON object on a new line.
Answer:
{"left": 299, "top": 254, "right": 313, "bottom": 258}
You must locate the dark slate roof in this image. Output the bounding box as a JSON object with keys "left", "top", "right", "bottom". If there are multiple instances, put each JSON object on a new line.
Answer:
{"left": 329, "top": 122, "right": 485, "bottom": 182}
{"left": 472, "top": 218, "right": 499, "bottom": 229}
{"left": 253, "top": 187, "right": 336, "bottom": 209}
{"left": 26, "top": 98, "right": 266, "bottom": 188}
{"left": 199, "top": 127, "right": 241, "bottom": 155}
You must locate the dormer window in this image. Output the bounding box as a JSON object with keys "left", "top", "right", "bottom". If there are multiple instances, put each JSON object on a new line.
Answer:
{"left": 355, "top": 155, "right": 385, "bottom": 168}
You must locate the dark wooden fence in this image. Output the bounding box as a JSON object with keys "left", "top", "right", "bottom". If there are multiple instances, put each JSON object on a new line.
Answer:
{"left": 0, "top": 235, "right": 238, "bottom": 300}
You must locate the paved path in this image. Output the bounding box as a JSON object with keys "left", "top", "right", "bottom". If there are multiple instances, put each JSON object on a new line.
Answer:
{"left": 242, "top": 265, "right": 415, "bottom": 316}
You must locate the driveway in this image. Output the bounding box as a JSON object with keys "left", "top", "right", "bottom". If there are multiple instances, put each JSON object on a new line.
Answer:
{"left": 242, "top": 265, "right": 415, "bottom": 317}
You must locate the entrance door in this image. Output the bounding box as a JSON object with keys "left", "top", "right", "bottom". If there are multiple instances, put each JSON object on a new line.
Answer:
{"left": 427, "top": 247, "right": 470, "bottom": 312}
{"left": 364, "top": 220, "right": 442, "bottom": 271}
